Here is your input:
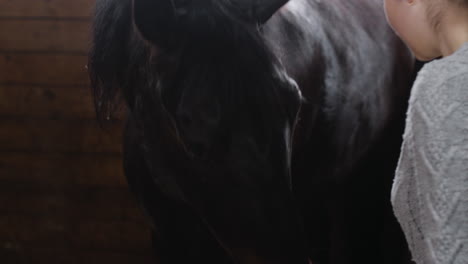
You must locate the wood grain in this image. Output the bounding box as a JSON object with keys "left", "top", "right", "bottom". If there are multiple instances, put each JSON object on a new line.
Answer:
{"left": 0, "top": 186, "right": 144, "bottom": 221}
{"left": 0, "top": 215, "right": 151, "bottom": 250}
{"left": 0, "top": 0, "right": 94, "bottom": 18}
{"left": 0, "top": 20, "right": 90, "bottom": 52}
{"left": 0, "top": 84, "right": 96, "bottom": 119}
{"left": 0, "top": 119, "right": 122, "bottom": 153}
{"left": 0, "top": 1, "right": 155, "bottom": 263}
{"left": 0, "top": 247, "right": 154, "bottom": 264}
{"left": 0, "top": 153, "right": 126, "bottom": 187}
{"left": 0, "top": 54, "right": 89, "bottom": 85}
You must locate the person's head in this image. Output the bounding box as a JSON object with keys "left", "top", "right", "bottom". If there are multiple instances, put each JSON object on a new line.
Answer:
{"left": 384, "top": 0, "right": 468, "bottom": 61}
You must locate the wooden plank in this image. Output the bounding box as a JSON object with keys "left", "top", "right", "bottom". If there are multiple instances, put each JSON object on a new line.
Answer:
{"left": 0, "top": 20, "right": 90, "bottom": 52}
{"left": 0, "top": 247, "right": 154, "bottom": 264}
{"left": 0, "top": 187, "right": 152, "bottom": 255}
{"left": 71, "top": 220, "right": 152, "bottom": 250}
{"left": 0, "top": 187, "right": 145, "bottom": 221}
{"left": 0, "top": 214, "right": 72, "bottom": 249}
{"left": 0, "top": 84, "right": 97, "bottom": 119}
{"left": 0, "top": 215, "right": 152, "bottom": 252}
{"left": 0, "top": 182, "right": 154, "bottom": 258}
{"left": 0, "top": 119, "right": 123, "bottom": 153}
{"left": 0, "top": 153, "right": 126, "bottom": 187}
{"left": 0, "top": 0, "right": 94, "bottom": 18}
{"left": 0, "top": 54, "right": 89, "bottom": 85}
{"left": 0, "top": 188, "right": 153, "bottom": 258}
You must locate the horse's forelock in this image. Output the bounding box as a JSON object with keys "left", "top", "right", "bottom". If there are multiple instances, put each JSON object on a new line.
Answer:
{"left": 89, "top": 0, "right": 134, "bottom": 122}
{"left": 90, "top": 0, "right": 298, "bottom": 158}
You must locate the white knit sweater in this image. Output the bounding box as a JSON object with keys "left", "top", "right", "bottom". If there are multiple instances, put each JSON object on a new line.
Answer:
{"left": 392, "top": 43, "right": 468, "bottom": 264}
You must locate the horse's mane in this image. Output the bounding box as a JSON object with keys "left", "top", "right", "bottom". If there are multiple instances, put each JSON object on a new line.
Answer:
{"left": 88, "top": 0, "right": 300, "bottom": 158}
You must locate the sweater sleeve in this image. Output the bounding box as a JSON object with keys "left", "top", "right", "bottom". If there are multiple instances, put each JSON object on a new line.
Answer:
{"left": 392, "top": 71, "right": 468, "bottom": 264}
{"left": 421, "top": 80, "right": 468, "bottom": 264}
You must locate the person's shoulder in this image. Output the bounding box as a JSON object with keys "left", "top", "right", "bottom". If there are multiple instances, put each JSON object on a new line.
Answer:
{"left": 443, "top": 71, "right": 468, "bottom": 97}
{"left": 411, "top": 48, "right": 468, "bottom": 100}
{"left": 408, "top": 59, "right": 467, "bottom": 124}
{"left": 413, "top": 68, "right": 467, "bottom": 107}
{"left": 420, "top": 43, "right": 468, "bottom": 83}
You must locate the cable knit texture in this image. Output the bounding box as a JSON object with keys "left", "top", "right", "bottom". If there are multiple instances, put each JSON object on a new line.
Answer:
{"left": 392, "top": 43, "right": 468, "bottom": 264}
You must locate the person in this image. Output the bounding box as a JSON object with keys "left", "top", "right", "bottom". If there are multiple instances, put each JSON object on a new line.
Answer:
{"left": 383, "top": 0, "right": 468, "bottom": 263}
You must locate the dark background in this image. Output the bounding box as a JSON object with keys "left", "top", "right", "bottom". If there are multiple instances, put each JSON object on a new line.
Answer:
{"left": 0, "top": 0, "right": 154, "bottom": 263}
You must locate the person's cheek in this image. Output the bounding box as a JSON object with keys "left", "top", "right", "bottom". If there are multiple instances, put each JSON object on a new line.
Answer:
{"left": 384, "top": 0, "right": 398, "bottom": 33}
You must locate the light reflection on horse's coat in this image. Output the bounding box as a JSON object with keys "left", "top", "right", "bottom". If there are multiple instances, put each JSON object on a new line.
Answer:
{"left": 89, "top": 0, "right": 415, "bottom": 263}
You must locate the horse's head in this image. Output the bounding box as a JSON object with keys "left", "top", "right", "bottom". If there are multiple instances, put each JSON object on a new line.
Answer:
{"left": 132, "top": 0, "right": 307, "bottom": 260}
{"left": 133, "top": 0, "right": 301, "bottom": 171}
{"left": 90, "top": 0, "right": 308, "bottom": 261}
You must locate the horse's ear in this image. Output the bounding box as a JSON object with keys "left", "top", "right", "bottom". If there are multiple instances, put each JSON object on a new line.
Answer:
{"left": 250, "top": 0, "right": 289, "bottom": 24}
{"left": 133, "top": 0, "right": 181, "bottom": 49}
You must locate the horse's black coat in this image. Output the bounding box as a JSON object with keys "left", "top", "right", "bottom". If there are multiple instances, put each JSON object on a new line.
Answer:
{"left": 89, "top": 0, "right": 415, "bottom": 263}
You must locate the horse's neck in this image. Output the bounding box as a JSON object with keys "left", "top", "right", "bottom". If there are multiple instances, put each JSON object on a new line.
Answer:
{"left": 264, "top": 0, "right": 414, "bottom": 173}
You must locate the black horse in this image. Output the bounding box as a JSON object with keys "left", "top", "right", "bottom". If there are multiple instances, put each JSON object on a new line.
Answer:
{"left": 89, "top": 0, "right": 415, "bottom": 263}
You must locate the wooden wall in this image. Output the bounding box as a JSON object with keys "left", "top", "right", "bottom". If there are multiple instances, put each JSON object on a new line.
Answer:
{"left": 0, "top": 1, "right": 154, "bottom": 263}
